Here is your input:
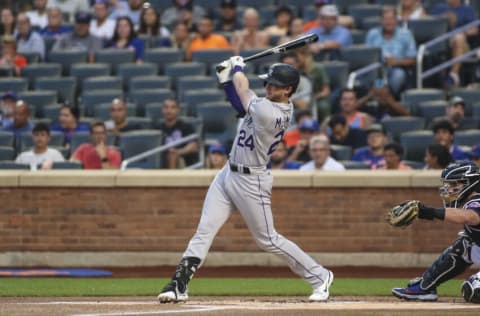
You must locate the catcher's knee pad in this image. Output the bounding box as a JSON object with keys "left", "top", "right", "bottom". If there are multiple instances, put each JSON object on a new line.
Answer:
{"left": 421, "top": 236, "right": 473, "bottom": 291}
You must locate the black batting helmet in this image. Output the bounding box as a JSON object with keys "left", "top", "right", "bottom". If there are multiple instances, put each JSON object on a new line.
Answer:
{"left": 259, "top": 63, "right": 300, "bottom": 93}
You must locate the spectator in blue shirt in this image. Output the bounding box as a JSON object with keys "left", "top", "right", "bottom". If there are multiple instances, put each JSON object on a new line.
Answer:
{"left": 2, "top": 100, "right": 34, "bottom": 150}
{"left": 51, "top": 103, "right": 90, "bottom": 150}
{"left": 366, "top": 6, "right": 417, "bottom": 98}
{"left": 39, "top": 7, "right": 73, "bottom": 39}
{"left": 107, "top": 16, "right": 144, "bottom": 63}
{"left": 429, "top": 0, "right": 478, "bottom": 88}
{"left": 352, "top": 124, "right": 387, "bottom": 169}
{"left": 269, "top": 139, "right": 301, "bottom": 170}
{"left": 432, "top": 119, "right": 469, "bottom": 161}
{"left": 309, "top": 4, "right": 352, "bottom": 61}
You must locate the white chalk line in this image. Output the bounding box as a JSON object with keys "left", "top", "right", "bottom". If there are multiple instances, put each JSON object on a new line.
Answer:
{"left": 71, "top": 305, "right": 229, "bottom": 316}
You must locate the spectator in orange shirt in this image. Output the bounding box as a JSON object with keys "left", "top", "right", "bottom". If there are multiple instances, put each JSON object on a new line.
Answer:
{"left": 0, "top": 36, "right": 27, "bottom": 76}
{"left": 303, "top": 0, "right": 354, "bottom": 33}
{"left": 185, "top": 15, "right": 231, "bottom": 61}
{"left": 375, "top": 142, "right": 412, "bottom": 170}
{"left": 71, "top": 121, "right": 122, "bottom": 169}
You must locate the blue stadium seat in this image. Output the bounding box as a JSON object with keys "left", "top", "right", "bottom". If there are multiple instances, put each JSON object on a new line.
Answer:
{"left": 0, "top": 146, "right": 15, "bottom": 161}
{"left": 177, "top": 76, "right": 218, "bottom": 102}
{"left": 34, "top": 77, "right": 76, "bottom": 105}
{"left": 81, "top": 89, "right": 124, "bottom": 117}
{"left": 455, "top": 130, "right": 480, "bottom": 147}
{"left": 0, "top": 131, "right": 14, "bottom": 147}
{"left": 400, "top": 130, "right": 435, "bottom": 162}
{"left": 120, "top": 130, "right": 163, "bottom": 168}
{"left": 339, "top": 160, "right": 371, "bottom": 170}
{"left": 164, "top": 62, "right": 207, "bottom": 90}
{"left": 17, "top": 90, "right": 57, "bottom": 118}
{"left": 381, "top": 116, "right": 426, "bottom": 142}
{"left": 82, "top": 76, "right": 123, "bottom": 92}
{"left": 348, "top": 4, "right": 382, "bottom": 30}
{"left": 94, "top": 49, "right": 136, "bottom": 75}
{"left": 129, "top": 76, "right": 171, "bottom": 92}
{"left": 191, "top": 49, "right": 233, "bottom": 74}
{"left": 51, "top": 161, "right": 83, "bottom": 169}
{"left": 47, "top": 50, "right": 89, "bottom": 75}
{"left": 129, "top": 89, "right": 175, "bottom": 116}
{"left": 340, "top": 45, "right": 381, "bottom": 71}
{"left": 21, "top": 63, "right": 62, "bottom": 88}
{"left": 417, "top": 100, "right": 447, "bottom": 126}
{"left": 330, "top": 144, "right": 353, "bottom": 161}
{"left": 71, "top": 63, "right": 111, "bottom": 87}
{"left": 0, "top": 77, "right": 28, "bottom": 93}
{"left": 183, "top": 89, "right": 225, "bottom": 116}
{"left": 401, "top": 88, "right": 445, "bottom": 114}
{"left": 94, "top": 102, "right": 137, "bottom": 120}
{"left": 196, "top": 102, "right": 237, "bottom": 145}
{"left": 144, "top": 48, "right": 185, "bottom": 75}
{"left": 0, "top": 161, "right": 30, "bottom": 169}
{"left": 117, "top": 62, "right": 158, "bottom": 90}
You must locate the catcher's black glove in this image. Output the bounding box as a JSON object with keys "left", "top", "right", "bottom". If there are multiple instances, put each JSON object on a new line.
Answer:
{"left": 387, "top": 200, "right": 420, "bottom": 228}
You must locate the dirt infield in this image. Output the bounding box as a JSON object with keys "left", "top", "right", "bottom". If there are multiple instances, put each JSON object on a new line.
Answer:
{"left": 1, "top": 296, "right": 480, "bottom": 316}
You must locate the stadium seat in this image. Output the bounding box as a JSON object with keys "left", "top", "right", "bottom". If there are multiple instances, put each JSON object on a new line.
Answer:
{"left": 0, "top": 65, "right": 14, "bottom": 77}
{"left": 17, "top": 90, "right": 57, "bottom": 118}
{"left": 71, "top": 63, "right": 111, "bottom": 87}
{"left": 120, "top": 130, "right": 163, "bottom": 168}
{"left": 348, "top": 4, "right": 382, "bottom": 30}
{"left": 335, "top": 0, "right": 368, "bottom": 14}
{"left": 351, "top": 29, "right": 366, "bottom": 45}
{"left": 80, "top": 89, "right": 124, "bottom": 117}
{"left": 70, "top": 132, "right": 90, "bottom": 154}
{"left": 94, "top": 49, "right": 136, "bottom": 75}
{"left": 51, "top": 161, "right": 83, "bottom": 169}
{"left": 0, "top": 131, "right": 14, "bottom": 147}
{"left": 361, "top": 16, "right": 381, "bottom": 30}
{"left": 196, "top": 102, "right": 237, "bottom": 145}
{"left": 0, "top": 77, "right": 28, "bottom": 93}
{"left": 129, "top": 89, "right": 175, "bottom": 116}
{"left": 191, "top": 49, "right": 233, "bottom": 74}
{"left": 177, "top": 76, "right": 218, "bottom": 102}
{"left": 82, "top": 76, "right": 123, "bottom": 92}
{"left": 0, "top": 161, "right": 30, "bottom": 169}
{"left": 381, "top": 116, "right": 426, "bottom": 142}
{"left": 237, "top": 0, "right": 275, "bottom": 8}
{"left": 144, "top": 102, "right": 163, "bottom": 124}
{"left": 164, "top": 62, "right": 207, "bottom": 90}
{"left": 47, "top": 50, "right": 89, "bottom": 75}
{"left": 43, "top": 105, "right": 61, "bottom": 123}
{"left": 340, "top": 45, "right": 381, "bottom": 71}
{"left": 124, "top": 116, "right": 152, "bottom": 129}
{"left": 330, "top": 144, "right": 353, "bottom": 161}
{"left": 401, "top": 88, "right": 445, "bottom": 114}
{"left": 322, "top": 61, "right": 348, "bottom": 92}
{"left": 417, "top": 100, "right": 447, "bottom": 126}
{"left": 400, "top": 130, "right": 434, "bottom": 162}
{"left": 183, "top": 89, "right": 225, "bottom": 116}
{"left": 454, "top": 130, "right": 480, "bottom": 147}
{"left": 474, "top": 102, "right": 480, "bottom": 118}
{"left": 407, "top": 17, "right": 449, "bottom": 53}
{"left": 0, "top": 146, "right": 15, "bottom": 161}
{"left": 144, "top": 48, "right": 185, "bottom": 75}
{"left": 18, "top": 130, "right": 64, "bottom": 153}
{"left": 117, "top": 62, "right": 158, "bottom": 90}
{"left": 402, "top": 160, "right": 425, "bottom": 170}
{"left": 129, "top": 76, "right": 171, "bottom": 92}
{"left": 34, "top": 77, "right": 76, "bottom": 105}
{"left": 21, "top": 63, "right": 62, "bottom": 88}
{"left": 94, "top": 102, "right": 136, "bottom": 120}
{"left": 21, "top": 51, "right": 42, "bottom": 64}
{"left": 340, "top": 160, "right": 371, "bottom": 170}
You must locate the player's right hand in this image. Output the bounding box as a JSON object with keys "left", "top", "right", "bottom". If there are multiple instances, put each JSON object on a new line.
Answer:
{"left": 215, "top": 59, "right": 232, "bottom": 84}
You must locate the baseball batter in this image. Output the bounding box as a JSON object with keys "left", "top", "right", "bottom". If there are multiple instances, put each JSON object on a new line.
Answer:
{"left": 157, "top": 57, "right": 333, "bottom": 303}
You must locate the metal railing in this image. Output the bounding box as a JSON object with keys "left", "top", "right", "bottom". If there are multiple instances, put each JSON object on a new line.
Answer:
{"left": 416, "top": 19, "right": 480, "bottom": 88}
{"left": 346, "top": 62, "right": 382, "bottom": 89}
{"left": 120, "top": 133, "right": 202, "bottom": 171}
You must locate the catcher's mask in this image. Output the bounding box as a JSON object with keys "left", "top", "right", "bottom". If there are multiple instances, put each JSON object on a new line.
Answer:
{"left": 439, "top": 161, "right": 480, "bottom": 207}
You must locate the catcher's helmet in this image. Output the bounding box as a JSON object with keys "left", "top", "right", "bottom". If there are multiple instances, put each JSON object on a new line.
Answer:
{"left": 259, "top": 63, "right": 300, "bottom": 93}
{"left": 462, "top": 272, "right": 480, "bottom": 304}
{"left": 439, "top": 160, "right": 480, "bottom": 207}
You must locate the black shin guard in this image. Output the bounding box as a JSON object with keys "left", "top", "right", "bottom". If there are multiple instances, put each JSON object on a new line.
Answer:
{"left": 171, "top": 257, "right": 201, "bottom": 293}
{"left": 420, "top": 235, "right": 473, "bottom": 291}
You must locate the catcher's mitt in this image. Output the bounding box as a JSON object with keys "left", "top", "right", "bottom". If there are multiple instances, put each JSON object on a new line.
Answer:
{"left": 387, "top": 200, "right": 420, "bottom": 228}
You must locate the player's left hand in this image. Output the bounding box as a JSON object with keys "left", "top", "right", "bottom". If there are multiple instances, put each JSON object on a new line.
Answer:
{"left": 230, "top": 56, "right": 245, "bottom": 72}
{"left": 215, "top": 60, "right": 232, "bottom": 84}
{"left": 386, "top": 200, "right": 420, "bottom": 228}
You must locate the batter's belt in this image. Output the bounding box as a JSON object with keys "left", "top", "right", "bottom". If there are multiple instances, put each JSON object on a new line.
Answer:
{"left": 229, "top": 162, "right": 267, "bottom": 175}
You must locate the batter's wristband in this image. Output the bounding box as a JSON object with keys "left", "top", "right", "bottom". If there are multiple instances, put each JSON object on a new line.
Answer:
{"left": 232, "top": 65, "right": 244, "bottom": 73}
{"left": 418, "top": 205, "right": 445, "bottom": 221}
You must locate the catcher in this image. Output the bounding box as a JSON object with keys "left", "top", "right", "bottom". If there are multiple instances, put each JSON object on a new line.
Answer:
{"left": 387, "top": 160, "right": 480, "bottom": 303}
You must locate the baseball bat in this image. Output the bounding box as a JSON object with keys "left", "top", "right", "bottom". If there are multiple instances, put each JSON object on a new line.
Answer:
{"left": 215, "top": 33, "right": 319, "bottom": 72}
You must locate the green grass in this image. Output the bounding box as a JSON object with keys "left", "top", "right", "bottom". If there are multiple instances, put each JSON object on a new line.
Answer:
{"left": 0, "top": 277, "right": 465, "bottom": 297}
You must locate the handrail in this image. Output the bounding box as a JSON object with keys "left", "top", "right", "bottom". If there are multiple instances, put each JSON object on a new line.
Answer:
{"left": 416, "top": 19, "right": 480, "bottom": 88}
{"left": 120, "top": 133, "right": 200, "bottom": 170}
{"left": 421, "top": 47, "right": 480, "bottom": 80}
{"left": 347, "top": 62, "right": 382, "bottom": 89}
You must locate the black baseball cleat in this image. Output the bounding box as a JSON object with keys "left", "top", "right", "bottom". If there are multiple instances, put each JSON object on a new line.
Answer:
{"left": 157, "top": 280, "right": 188, "bottom": 303}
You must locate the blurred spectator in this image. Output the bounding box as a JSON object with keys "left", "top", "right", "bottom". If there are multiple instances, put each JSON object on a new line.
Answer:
{"left": 40, "top": 7, "right": 73, "bottom": 38}
{"left": 231, "top": 8, "right": 269, "bottom": 56}
{"left": 352, "top": 124, "right": 387, "bottom": 169}
{"left": 107, "top": 16, "right": 144, "bottom": 63}
{"left": 423, "top": 143, "right": 453, "bottom": 170}
{"left": 284, "top": 109, "right": 313, "bottom": 148}
{"left": 52, "top": 12, "right": 103, "bottom": 63}
{"left": 321, "top": 89, "right": 372, "bottom": 132}
{"left": 186, "top": 15, "right": 231, "bottom": 61}
{"left": 309, "top": 5, "right": 352, "bottom": 61}
{"left": 374, "top": 142, "right": 412, "bottom": 170}
{"left": 0, "top": 36, "right": 27, "bottom": 76}
{"left": 51, "top": 103, "right": 90, "bottom": 149}
{"left": 157, "top": 21, "right": 192, "bottom": 50}
{"left": 0, "top": 7, "right": 16, "bottom": 36}
{"left": 299, "top": 134, "right": 345, "bottom": 171}
{"left": 105, "top": 98, "right": 143, "bottom": 146}
{"left": 161, "top": 0, "right": 206, "bottom": 29}
{"left": 357, "top": 87, "right": 410, "bottom": 122}
{"left": 90, "top": 0, "right": 116, "bottom": 42}
{"left": 280, "top": 52, "right": 312, "bottom": 111}
{"left": 26, "top": 0, "right": 48, "bottom": 29}
{"left": 264, "top": 5, "right": 294, "bottom": 37}
{"left": 47, "top": 0, "right": 90, "bottom": 23}
{"left": 287, "top": 117, "right": 321, "bottom": 163}
{"left": 429, "top": 96, "right": 478, "bottom": 130}
{"left": 16, "top": 13, "right": 46, "bottom": 61}
{"left": 205, "top": 143, "right": 227, "bottom": 169}
{"left": 432, "top": 119, "right": 468, "bottom": 161}
{"left": 157, "top": 98, "right": 199, "bottom": 169}
{"left": 397, "top": 0, "right": 427, "bottom": 27}
{"left": 269, "top": 139, "right": 301, "bottom": 170}
{"left": 110, "top": 0, "right": 144, "bottom": 28}
{"left": 295, "top": 47, "right": 330, "bottom": 120}
{"left": 328, "top": 114, "right": 367, "bottom": 150}
{"left": 215, "top": 0, "right": 241, "bottom": 32}
{"left": 15, "top": 122, "right": 65, "bottom": 170}
{"left": 138, "top": 4, "right": 170, "bottom": 39}
{"left": 430, "top": 0, "right": 478, "bottom": 88}
{"left": 468, "top": 144, "right": 480, "bottom": 168}
{"left": 71, "top": 121, "right": 121, "bottom": 169}
{"left": 0, "top": 91, "right": 17, "bottom": 127}
{"left": 366, "top": 6, "right": 417, "bottom": 98}
{"left": 303, "top": 0, "right": 354, "bottom": 32}
{"left": 279, "top": 17, "right": 304, "bottom": 44}
{"left": 1, "top": 100, "right": 34, "bottom": 138}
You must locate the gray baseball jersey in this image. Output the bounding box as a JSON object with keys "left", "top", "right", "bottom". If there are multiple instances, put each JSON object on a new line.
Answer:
{"left": 183, "top": 95, "right": 330, "bottom": 289}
